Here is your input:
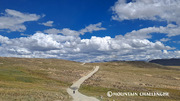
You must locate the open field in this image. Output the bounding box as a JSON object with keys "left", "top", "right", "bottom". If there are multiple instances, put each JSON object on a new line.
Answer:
{"left": 0, "top": 57, "right": 92, "bottom": 101}
{"left": 0, "top": 57, "right": 180, "bottom": 101}
{"left": 80, "top": 62, "right": 180, "bottom": 101}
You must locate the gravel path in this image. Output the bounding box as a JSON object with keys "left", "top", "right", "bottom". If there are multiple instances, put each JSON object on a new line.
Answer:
{"left": 67, "top": 66, "right": 100, "bottom": 101}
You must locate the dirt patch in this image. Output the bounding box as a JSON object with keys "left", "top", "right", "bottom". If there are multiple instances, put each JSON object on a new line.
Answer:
{"left": 144, "top": 74, "right": 152, "bottom": 77}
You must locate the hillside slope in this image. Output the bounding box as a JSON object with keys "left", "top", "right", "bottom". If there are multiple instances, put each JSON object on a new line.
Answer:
{"left": 0, "top": 57, "right": 180, "bottom": 101}
{"left": 0, "top": 57, "right": 92, "bottom": 101}
{"left": 80, "top": 61, "right": 180, "bottom": 101}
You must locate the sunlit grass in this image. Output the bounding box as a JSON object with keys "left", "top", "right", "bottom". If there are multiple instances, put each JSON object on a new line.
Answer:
{"left": 0, "top": 57, "right": 92, "bottom": 101}
{"left": 80, "top": 62, "right": 180, "bottom": 101}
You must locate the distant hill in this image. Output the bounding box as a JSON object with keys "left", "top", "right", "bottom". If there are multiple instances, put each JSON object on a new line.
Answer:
{"left": 149, "top": 58, "right": 180, "bottom": 66}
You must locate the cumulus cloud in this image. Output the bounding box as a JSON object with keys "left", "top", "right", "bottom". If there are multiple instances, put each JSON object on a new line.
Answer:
{"left": 0, "top": 7, "right": 179, "bottom": 62}
{"left": 112, "top": 0, "right": 180, "bottom": 24}
{"left": 40, "top": 21, "right": 54, "bottom": 27}
{"left": 111, "top": 0, "right": 180, "bottom": 46}
{"left": 0, "top": 32, "right": 178, "bottom": 62}
{"left": 124, "top": 24, "right": 180, "bottom": 39}
{"left": 44, "top": 22, "right": 106, "bottom": 36}
{"left": 0, "top": 9, "right": 41, "bottom": 32}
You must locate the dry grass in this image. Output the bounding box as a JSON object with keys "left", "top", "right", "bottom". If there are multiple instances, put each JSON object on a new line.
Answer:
{"left": 0, "top": 57, "right": 92, "bottom": 101}
{"left": 80, "top": 62, "right": 180, "bottom": 101}
{"left": 1, "top": 57, "right": 180, "bottom": 101}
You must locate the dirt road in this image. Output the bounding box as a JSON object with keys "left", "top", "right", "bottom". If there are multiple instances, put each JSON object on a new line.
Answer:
{"left": 67, "top": 66, "right": 99, "bottom": 101}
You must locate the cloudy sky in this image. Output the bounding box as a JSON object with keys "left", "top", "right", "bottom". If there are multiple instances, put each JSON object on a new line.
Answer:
{"left": 0, "top": 0, "right": 180, "bottom": 62}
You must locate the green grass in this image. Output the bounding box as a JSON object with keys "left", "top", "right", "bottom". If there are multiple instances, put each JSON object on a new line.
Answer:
{"left": 0, "top": 66, "right": 69, "bottom": 101}
{"left": 0, "top": 67, "right": 40, "bottom": 83}
{"left": 0, "top": 57, "right": 92, "bottom": 101}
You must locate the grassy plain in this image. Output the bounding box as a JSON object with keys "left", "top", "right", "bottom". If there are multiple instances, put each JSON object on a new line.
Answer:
{"left": 0, "top": 57, "right": 180, "bottom": 101}
{"left": 0, "top": 57, "right": 92, "bottom": 101}
{"left": 80, "top": 61, "right": 180, "bottom": 101}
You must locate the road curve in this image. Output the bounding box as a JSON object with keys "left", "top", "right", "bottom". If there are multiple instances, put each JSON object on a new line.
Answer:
{"left": 67, "top": 66, "right": 100, "bottom": 101}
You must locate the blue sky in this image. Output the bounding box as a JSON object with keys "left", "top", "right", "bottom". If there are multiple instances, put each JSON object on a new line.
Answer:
{"left": 0, "top": 0, "right": 180, "bottom": 62}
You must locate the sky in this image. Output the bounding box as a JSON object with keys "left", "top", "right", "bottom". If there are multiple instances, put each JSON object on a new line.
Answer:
{"left": 0, "top": 0, "right": 180, "bottom": 62}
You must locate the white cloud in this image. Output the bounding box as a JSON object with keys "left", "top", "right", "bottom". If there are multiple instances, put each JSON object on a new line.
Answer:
{"left": 0, "top": 32, "right": 178, "bottom": 62}
{"left": 44, "top": 22, "right": 106, "bottom": 36}
{"left": 41, "top": 21, "right": 54, "bottom": 27}
{"left": 0, "top": 9, "right": 41, "bottom": 32}
{"left": 160, "top": 38, "right": 170, "bottom": 42}
{"left": 112, "top": 0, "right": 180, "bottom": 25}
{"left": 124, "top": 24, "right": 180, "bottom": 38}
{"left": 0, "top": 7, "right": 179, "bottom": 62}
{"left": 44, "top": 28, "right": 79, "bottom": 35}
{"left": 79, "top": 22, "right": 106, "bottom": 35}
{"left": 111, "top": 0, "right": 180, "bottom": 48}
{"left": 44, "top": 28, "right": 61, "bottom": 34}
{"left": 60, "top": 28, "right": 80, "bottom": 36}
